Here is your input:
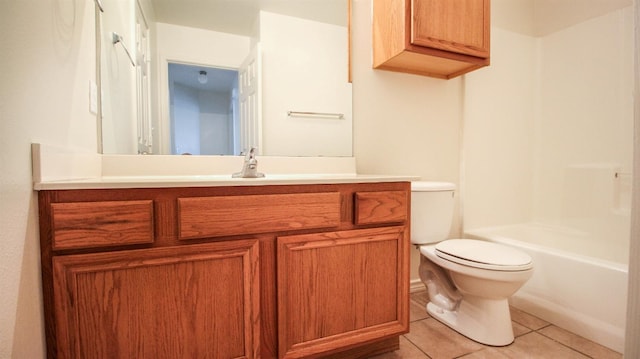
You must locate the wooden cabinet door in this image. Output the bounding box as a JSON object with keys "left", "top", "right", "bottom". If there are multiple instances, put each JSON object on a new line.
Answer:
{"left": 411, "top": 0, "right": 490, "bottom": 58}
{"left": 52, "top": 240, "right": 260, "bottom": 359}
{"left": 372, "top": 0, "right": 490, "bottom": 79}
{"left": 277, "top": 227, "right": 409, "bottom": 358}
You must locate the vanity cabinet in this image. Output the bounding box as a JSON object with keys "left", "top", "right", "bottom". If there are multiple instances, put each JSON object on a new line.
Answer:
{"left": 52, "top": 240, "right": 260, "bottom": 358}
{"left": 38, "top": 182, "right": 410, "bottom": 359}
{"left": 372, "top": 0, "right": 490, "bottom": 79}
{"left": 277, "top": 227, "right": 406, "bottom": 358}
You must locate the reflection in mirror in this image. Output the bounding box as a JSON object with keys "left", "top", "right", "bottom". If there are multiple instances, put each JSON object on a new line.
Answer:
{"left": 98, "top": 0, "right": 352, "bottom": 157}
{"left": 99, "top": 0, "right": 151, "bottom": 154}
{"left": 168, "top": 63, "right": 239, "bottom": 155}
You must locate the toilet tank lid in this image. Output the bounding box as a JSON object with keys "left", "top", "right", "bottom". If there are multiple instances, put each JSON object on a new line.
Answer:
{"left": 411, "top": 181, "right": 456, "bottom": 191}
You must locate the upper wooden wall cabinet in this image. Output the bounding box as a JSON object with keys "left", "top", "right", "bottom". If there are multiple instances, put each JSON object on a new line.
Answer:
{"left": 373, "top": 0, "right": 490, "bottom": 79}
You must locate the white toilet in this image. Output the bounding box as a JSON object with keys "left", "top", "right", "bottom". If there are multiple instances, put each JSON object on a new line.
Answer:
{"left": 411, "top": 181, "right": 533, "bottom": 346}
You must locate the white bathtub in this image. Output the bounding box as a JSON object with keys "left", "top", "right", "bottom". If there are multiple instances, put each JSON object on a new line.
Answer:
{"left": 466, "top": 223, "right": 628, "bottom": 353}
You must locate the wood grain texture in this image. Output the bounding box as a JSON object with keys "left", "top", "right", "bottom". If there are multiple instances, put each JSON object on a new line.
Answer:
{"left": 277, "top": 227, "right": 410, "bottom": 358}
{"left": 53, "top": 240, "right": 260, "bottom": 359}
{"left": 39, "top": 182, "right": 411, "bottom": 359}
{"left": 372, "top": 0, "right": 406, "bottom": 68}
{"left": 259, "top": 237, "right": 279, "bottom": 359}
{"left": 372, "top": 0, "right": 490, "bottom": 79}
{"left": 321, "top": 337, "right": 400, "bottom": 358}
{"left": 178, "top": 192, "right": 341, "bottom": 240}
{"left": 51, "top": 200, "right": 154, "bottom": 250}
{"left": 38, "top": 191, "right": 58, "bottom": 359}
{"left": 355, "top": 191, "right": 408, "bottom": 225}
{"left": 411, "top": 0, "right": 490, "bottom": 58}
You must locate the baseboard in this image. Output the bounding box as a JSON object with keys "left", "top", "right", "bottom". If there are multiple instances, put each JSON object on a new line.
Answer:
{"left": 410, "top": 279, "right": 425, "bottom": 293}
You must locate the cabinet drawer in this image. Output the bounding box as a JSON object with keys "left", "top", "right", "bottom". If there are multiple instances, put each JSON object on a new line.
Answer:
{"left": 51, "top": 200, "right": 154, "bottom": 250}
{"left": 355, "top": 191, "right": 408, "bottom": 225}
{"left": 178, "top": 192, "right": 341, "bottom": 240}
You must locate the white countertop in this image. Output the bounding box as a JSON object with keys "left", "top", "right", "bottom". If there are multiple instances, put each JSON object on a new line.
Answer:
{"left": 31, "top": 143, "right": 418, "bottom": 190}
{"left": 34, "top": 174, "right": 417, "bottom": 190}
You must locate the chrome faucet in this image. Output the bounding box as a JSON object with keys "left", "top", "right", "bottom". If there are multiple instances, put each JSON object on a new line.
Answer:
{"left": 232, "top": 147, "right": 265, "bottom": 178}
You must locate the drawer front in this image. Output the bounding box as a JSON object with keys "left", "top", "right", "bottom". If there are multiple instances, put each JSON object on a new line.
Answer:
{"left": 51, "top": 200, "right": 154, "bottom": 250}
{"left": 178, "top": 192, "right": 342, "bottom": 240}
{"left": 355, "top": 191, "right": 408, "bottom": 225}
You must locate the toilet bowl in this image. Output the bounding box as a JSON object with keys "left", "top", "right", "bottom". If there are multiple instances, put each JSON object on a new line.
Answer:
{"left": 411, "top": 182, "right": 533, "bottom": 346}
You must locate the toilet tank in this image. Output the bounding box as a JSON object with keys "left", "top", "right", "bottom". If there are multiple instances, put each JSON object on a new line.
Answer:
{"left": 411, "top": 181, "right": 456, "bottom": 245}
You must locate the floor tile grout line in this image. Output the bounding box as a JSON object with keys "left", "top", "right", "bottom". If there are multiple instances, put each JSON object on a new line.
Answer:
{"left": 533, "top": 322, "right": 621, "bottom": 357}
{"left": 406, "top": 320, "right": 588, "bottom": 358}
{"left": 512, "top": 321, "right": 598, "bottom": 358}
{"left": 400, "top": 332, "right": 434, "bottom": 359}
{"left": 400, "top": 324, "right": 595, "bottom": 359}
{"left": 533, "top": 327, "right": 597, "bottom": 359}
{"left": 408, "top": 292, "right": 621, "bottom": 359}
{"left": 511, "top": 319, "right": 552, "bottom": 335}
{"left": 452, "top": 347, "right": 487, "bottom": 359}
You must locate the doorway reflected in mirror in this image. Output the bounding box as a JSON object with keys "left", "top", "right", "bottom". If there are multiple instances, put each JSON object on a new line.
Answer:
{"left": 168, "top": 63, "right": 240, "bottom": 155}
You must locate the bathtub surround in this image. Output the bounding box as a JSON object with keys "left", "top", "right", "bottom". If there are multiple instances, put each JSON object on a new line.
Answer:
{"left": 464, "top": 8, "right": 634, "bottom": 230}
{"left": 462, "top": 2, "right": 635, "bottom": 353}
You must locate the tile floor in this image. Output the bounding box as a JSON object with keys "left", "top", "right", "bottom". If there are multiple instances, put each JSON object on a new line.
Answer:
{"left": 371, "top": 290, "right": 622, "bottom": 359}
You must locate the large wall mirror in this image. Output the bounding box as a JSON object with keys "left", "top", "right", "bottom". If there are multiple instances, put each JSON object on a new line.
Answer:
{"left": 98, "top": 0, "right": 352, "bottom": 157}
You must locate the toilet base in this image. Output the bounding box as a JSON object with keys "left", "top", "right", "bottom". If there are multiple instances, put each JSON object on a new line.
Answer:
{"left": 426, "top": 295, "right": 514, "bottom": 346}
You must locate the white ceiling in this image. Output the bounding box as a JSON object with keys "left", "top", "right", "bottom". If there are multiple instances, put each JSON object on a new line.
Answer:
{"left": 149, "top": 0, "right": 633, "bottom": 44}
{"left": 493, "top": 0, "right": 632, "bottom": 36}
{"left": 150, "top": 0, "right": 347, "bottom": 37}
{"left": 168, "top": 63, "right": 238, "bottom": 93}
{"left": 533, "top": 0, "right": 632, "bottom": 36}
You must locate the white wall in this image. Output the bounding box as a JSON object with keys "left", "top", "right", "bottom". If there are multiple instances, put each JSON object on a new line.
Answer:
{"left": 0, "top": 0, "right": 98, "bottom": 357}
{"left": 199, "top": 91, "right": 233, "bottom": 155}
{"left": 100, "top": 0, "right": 137, "bottom": 154}
{"left": 171, "top": 83, "right": 201, "bottom": 155}
{"left": 463, "top": 27, "right": 537, "bottom": 229}
{"left": 464, "top": 4, "right": 634, "bottom": 238}
{"left": 260, "top": 11, "right": 352, "bottom": 157}
{"left": 351, "top": 0, "right": 464, "bottom": 283}
{"left": 155, "top": 23, "right": 250, "bottom": 154}
{"left": 170, "top": 83, "right": 233, "bottom": 155}
{"left": 625, "top": 3, "right": 640, "bottom": 357}
{"left": 533, "top": 7, "right": 633, "bottom": 228}
{"left": 171, "top": 84, "right": 233, "bottom": 155}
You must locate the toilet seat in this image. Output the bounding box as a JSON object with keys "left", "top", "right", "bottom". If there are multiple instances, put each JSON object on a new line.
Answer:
{"left": 435, "top": 239, "right": 532, "bottom": 271}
